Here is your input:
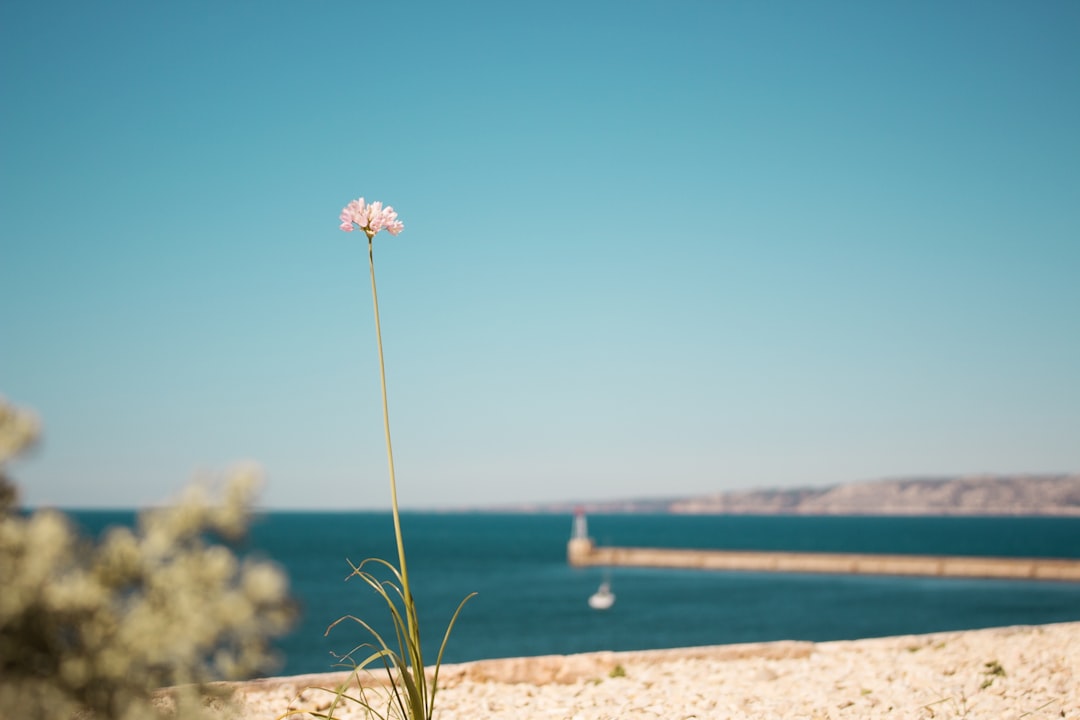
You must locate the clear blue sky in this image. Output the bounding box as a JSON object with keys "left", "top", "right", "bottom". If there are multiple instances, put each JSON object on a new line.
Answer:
{"left": 2, "top": 1, "right": 1078, "bottom": 510}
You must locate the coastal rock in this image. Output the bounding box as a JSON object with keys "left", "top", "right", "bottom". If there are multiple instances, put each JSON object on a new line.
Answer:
{"left": 228, "top": 622, "right": 1080, "bottom": 719}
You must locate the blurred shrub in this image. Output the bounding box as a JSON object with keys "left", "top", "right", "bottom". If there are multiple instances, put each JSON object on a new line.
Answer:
{"left": 0, "top": 397, "right": 294, "bottom": 719}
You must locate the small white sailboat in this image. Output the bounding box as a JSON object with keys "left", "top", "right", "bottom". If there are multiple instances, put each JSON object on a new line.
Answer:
{"left": 588, "top": 580, "right": 615, "bottom": 610}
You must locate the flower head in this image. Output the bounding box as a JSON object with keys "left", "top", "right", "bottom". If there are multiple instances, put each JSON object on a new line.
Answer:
{"left": 339, "top": 197, "right": 404, "bottom": 239}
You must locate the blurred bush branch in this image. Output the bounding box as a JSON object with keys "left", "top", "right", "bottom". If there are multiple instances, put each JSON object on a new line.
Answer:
{"left": 0, "top": 396, "right": 294, "bottom": 719}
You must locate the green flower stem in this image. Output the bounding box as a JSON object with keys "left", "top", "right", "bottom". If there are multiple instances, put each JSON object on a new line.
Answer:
{"left": 367, "top": 236, "right": 413, "bottom": 612}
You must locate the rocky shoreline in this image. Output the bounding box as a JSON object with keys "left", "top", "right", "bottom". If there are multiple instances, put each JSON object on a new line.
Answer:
{"left": 229, "top": 621, "right": 1078, "bottom": 719}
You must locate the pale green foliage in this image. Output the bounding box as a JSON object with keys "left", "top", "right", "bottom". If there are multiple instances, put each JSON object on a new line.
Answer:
{"left": 323, "top": 558, "right": 474, "bottom": 720}
{"left": 0, "top": 396, "right": 294, "bottom": 719}
{"left": 314, "top": 229, "right": 474, "bottom": 720}
{"left": 0, "top": 395, "right": 40, "bottom": 509}
{"left": 0, "top": 396, "right": 40, "bottom": 464}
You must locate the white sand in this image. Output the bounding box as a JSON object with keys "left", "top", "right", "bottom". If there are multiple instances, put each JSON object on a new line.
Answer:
{"left": 231, "top": 621, "right": 1079, "bottom": 719}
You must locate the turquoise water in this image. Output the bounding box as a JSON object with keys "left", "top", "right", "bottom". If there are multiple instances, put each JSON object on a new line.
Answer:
{"left": 69, "top": 512, "right": 1080, "bottom": 678}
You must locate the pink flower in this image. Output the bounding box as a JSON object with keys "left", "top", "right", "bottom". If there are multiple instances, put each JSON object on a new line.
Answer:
{"left": 339, "top": 197, "right": 404, "bottom": 239}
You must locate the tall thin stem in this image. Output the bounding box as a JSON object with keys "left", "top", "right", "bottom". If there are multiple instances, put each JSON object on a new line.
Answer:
{"left": 368, "top": 236, "right": 411, "bottom": 597}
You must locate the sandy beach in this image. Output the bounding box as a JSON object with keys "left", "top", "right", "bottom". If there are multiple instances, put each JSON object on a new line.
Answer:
{"left": 230, "top": 621, "right": 1078, "bottom": 719}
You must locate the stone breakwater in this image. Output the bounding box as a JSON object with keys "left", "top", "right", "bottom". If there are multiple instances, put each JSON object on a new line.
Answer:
{"left": 230, "top": 621, "right": 1079, "bottom": 719}
{"left": 566, "top": 538, "right": 1080, "bottom": 581}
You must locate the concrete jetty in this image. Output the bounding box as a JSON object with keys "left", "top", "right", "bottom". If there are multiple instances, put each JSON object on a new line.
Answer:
{"left": 566, "top": 537, "right": 1080, "bottom": 581}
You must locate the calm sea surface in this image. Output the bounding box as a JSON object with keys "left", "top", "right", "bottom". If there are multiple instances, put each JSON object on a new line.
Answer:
{"left": 68, "top": 512, "right": 1080, "bottom": 678}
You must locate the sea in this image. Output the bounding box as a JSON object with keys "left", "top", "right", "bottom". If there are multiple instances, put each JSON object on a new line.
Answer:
{"left": 67, "top": 511, "right": 1080, "bottom": 679}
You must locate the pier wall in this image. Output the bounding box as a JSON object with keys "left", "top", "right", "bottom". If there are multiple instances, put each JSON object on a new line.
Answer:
{"left": 566, "top": 540, "right": 1080, "bottom": 581}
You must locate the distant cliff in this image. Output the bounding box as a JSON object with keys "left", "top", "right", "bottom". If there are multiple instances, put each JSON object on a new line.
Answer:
{"left": 498, "top": 474, "right": 1080, "bottom": 516}
{"left": 669, "top": 474, "right": 1080, "bottom": 516}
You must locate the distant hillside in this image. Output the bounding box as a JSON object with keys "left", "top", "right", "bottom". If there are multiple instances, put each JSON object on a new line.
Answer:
{"left": 491, "top": 474, "right": 1080, "bottom": 516}
{"left": 668, "top": 474, "right": 1080, "bottom": 516}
